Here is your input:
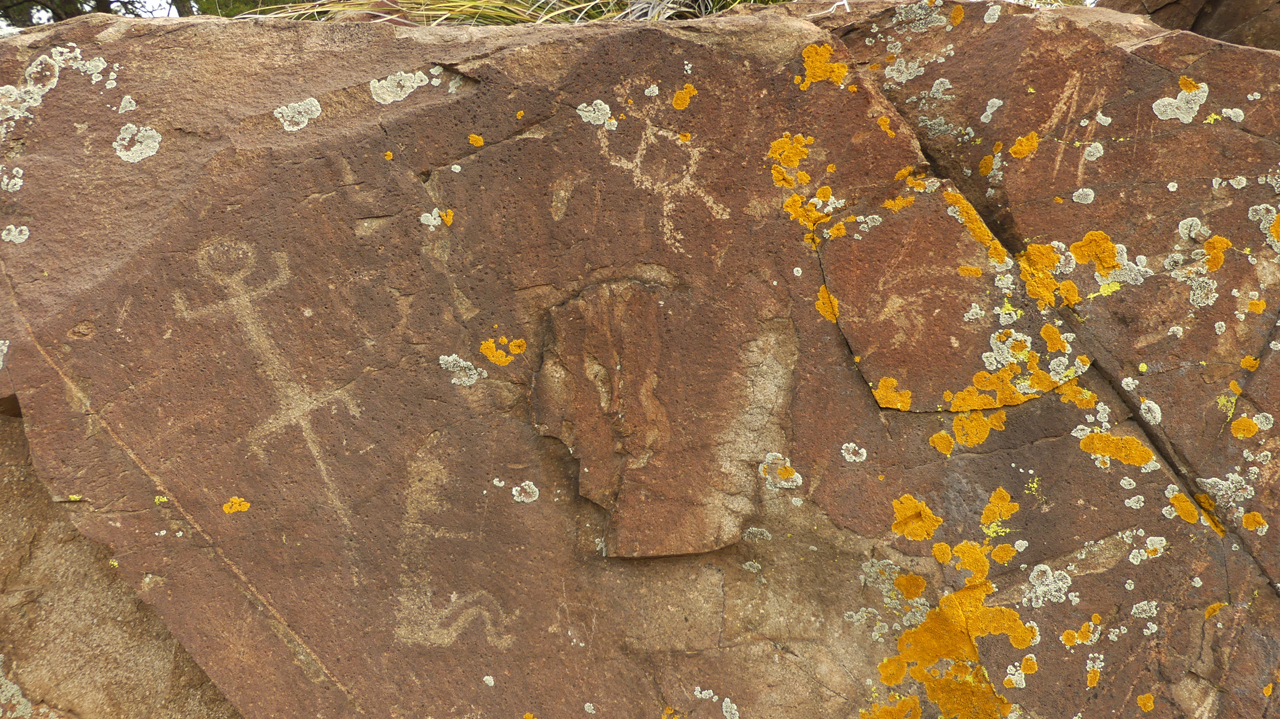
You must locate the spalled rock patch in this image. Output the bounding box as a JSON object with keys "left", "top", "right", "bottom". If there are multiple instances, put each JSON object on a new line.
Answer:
{"left": 1, "top": 3, "right": 1280, "bottom": 718}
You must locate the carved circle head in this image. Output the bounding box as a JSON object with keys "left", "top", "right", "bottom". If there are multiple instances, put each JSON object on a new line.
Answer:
{"left": 197, "top": 239, "right": 258, "bottom": 286}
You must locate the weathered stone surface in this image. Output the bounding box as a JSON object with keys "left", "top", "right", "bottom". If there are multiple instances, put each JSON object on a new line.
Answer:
{"left": 4, "top": 2, "right": 1280, "bottom": 718}
{"left": 1098, "top": 0, "right": 1280, "bottom": 51}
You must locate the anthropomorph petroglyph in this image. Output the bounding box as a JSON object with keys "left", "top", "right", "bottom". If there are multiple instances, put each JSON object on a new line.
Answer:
{"left": 173, "top": 240, "right": 359, "bottom": 531}
{"left": 589, "top": 82, "right": 729, "bottom": 253}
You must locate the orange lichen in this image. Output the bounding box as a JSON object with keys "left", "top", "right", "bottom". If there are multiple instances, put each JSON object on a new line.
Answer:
{"left": 878, "top": 536, "right": 1035, "bottom": 719}
{"left": 1059, "top": 280, "right": 1081, "bottom": 306}
{"left": 468, "top": 134, "right": 484, "bottom": 147}
{"left": 892, "top": 494, "right": 943, "bottom": 541}
{"left": 1265, "top": 683, "right": 1274, "bottom": 698}
{"left": 816, "top": 186, "right": 833, "bottom": 202}
{"left": 816, "top": 285, "right": 840, "bottom": 322}
{"left": 440, "top": 209, "right": 454, "bottom": 226}
{"left": 895, "top": 574, "right": 928, "bottom": 600}
{"left": 480, "top": 339, "right": 515, "bottom": 366}
{"left": 384, "top": 150, "right": 393, "bottom": 161}
{"left": 991, "top": 543, "right": 1016, "bottom": 564}
{"left": 978, "top": 155, "right": 994, "bottom": 176}
{"left": 953, "top": 410, "right": 1007, "bottom": 448}
{"left": 1079, "top": 432, "right": 1155, "bottom": 466}
{"left": 943, "top": 191, "right": 1008, "bottom": 264}
{"left": 772, "top": 165, "right": 797, "bottom": 188}
{"left": 800, "top": 43, "right": 849, "bottom": 90}
{"left": 1087, "top": 668, "right": 1101, "bottom": 688}
{"left": 958, "top": 266, "right": 983, "bottom": 277}
{"left": 883, "top": 195, "right": 915, "bottom": 213}
{"left": 509, "top": 339, "right": 527, "bottom": 354}
{"left": 1249, "top": 299, "right": 1267, "bottom": 313}
{"left": 1205, "top": 235, "right": 1232, "bottom": 271}
{"left": 1008, "top": 132, "right": 1039, "bottom": 159}
{"left": 949, "top": 365, "right": 1035, "bottom": 412}
{"left": 894, "top": 166, "right": 914, "bottom": 181}
{"left": 783, "top": 194, "right": 832, "bottom": 230}
{"left": 930, "top": 431, "right": 955, "bottom": 456}
{"left": 1021, "top": 656, "right": 1038, "bottom": 674}
{"left": 981, "top": 487, "right": 1020, "bottom": 525}
{"left": 1179, "top": 75, "right": 1201, "bottom": 93}
{"left": 1232, "top": 416, "right": 1260, "bottom": 438}
{"left": 1137, "top": 694, "right": 1155, "bottom": 712}
{"left": 1243, "top": 512, "right": 1269, "bottom": 533}
{"left": 1195, "top": 494, "right": 1227, "bottom": 536}
{"left": 992, "top": 141, "right": 1004, "bottom": 154}
{"left": 877, "top": 116, "right": 896, "bottom": 138}
{"left": 1054, "top": 379, "right": 1096, "bottom": 408}
{"left": 932, "top": 542, "right": 953, "bottom": 564}
{"left": 1041, "top": 324, "right": 1068, "bottom": 353}
{"left": 678, "top": 132, "right": 691, "bottom": 143}
{"left": 517, "top": 110, "right": 525, "bottom": 118}
{"left": 1205, "top": 602, "right": 1227, "bottom": 619}
{"left": 672, "top": 83, "right": 698, "bottom": 109}
{"left": 860, "top": 696, "right": 921, "bottom": 719}
{"left": 797, "top": 170, "right": 812, "bottom": 184}
{"left": 1168, "top": 493, "right": 1199, "bottom": 524}
{"left": 1230, "top": 380, "right": 1243, "bottom": 395}
{"left": 1271, "top": 215, "right": 1280, "bottom": 246}
{"left": 873, "top": 377, "right": 912, "bottom": 411}
{"left": 222, "top": 496, "right": 250, "bottom": 514}
{"left": 768, "top": 133, "right": 815, "bottom": 168}
{"left": 1242, "top": 355, "right": 1260, "bottom": 371}
{"left": 1019, "top": 243, "right": 1066, "bottom": 309}
{"left": 949, "top": 3, "right": 963, "bottom": 24}
{"left": 1070, "top": 231, "right": 1120, "bottom": 279}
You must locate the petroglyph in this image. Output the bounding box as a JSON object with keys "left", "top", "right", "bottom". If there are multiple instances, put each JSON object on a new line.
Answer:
{"left": 173, "top": 240, "right": 359, "bottom": 531}
{"left": 394, "top": 574, "right": 516, "bottom": 649}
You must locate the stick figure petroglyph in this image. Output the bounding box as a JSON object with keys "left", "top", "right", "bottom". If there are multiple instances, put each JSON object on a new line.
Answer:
{"left": 593, "top": 87, "right": 729, "bottom": 254}
{"left": 173, "top": 239, "right": 359, "bottom": 531}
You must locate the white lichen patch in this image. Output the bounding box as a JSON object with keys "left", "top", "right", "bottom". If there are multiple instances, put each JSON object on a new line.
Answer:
{"left": 743, "top": 527, "right": 772, "bottom": 542}
{"left": 1222, "top": 108, "right": 1244, "bottom": 122}
{"left": 1152, "top": 82, "right": 1209, "bottom": 124}
{"left": 1131, "top": 600, "right": 1158, "bottom": 618}
{"left": 980, "top": 98, "right": 1003, "bottom": 123}
{"left": 0, "top": 166, "right": 21, "bottom": 192}
{"left": 1, "top": 225, "right": 27, "bottom": 244}
{"left": 274, "top": 98, "right": 321, "bottom": 132}
{"left": 1124, "top": 495, "right": 1145, "bottom": 509}
{"left": 113, "top": 123, "right": 161, "bottom": 162}
{"left": 512, "top": 480, "right": 540, "bottom": 503}
{"left": 742, "top": 560, "right": 761, "bottom": 573}
{"left": 1247, "top": 204, "right": 1280, "bottom": 252}
{"left": 1023, "top": 564, "right": 1071, "bottom": 608}
{"left": 644, "top": 84, "right": 659, "bottom": 97}
{"left": 576, "top": 100, "right": 611, "bottom": 126}
{"left": 1095, "top": 110, "right": 1112, "bottom": 126}
{"left": 759, "top": 452, "right": 803, "bottom": 489}
{"left": 1072, "top": 188, "right": 1095, "bottom": 204}
{"left": 841, "top": 442, "right": 868, "bottom": 462}
{"left": 984, "top": 4, "right": 1001, "bottom": 22}
{"left": 370, "top": 71, "right": 435, "bottom": 105}
{"left": 439, "top": 354, "right": 487, "bottom": 386}
{"left": 1083, "top": 142, "right": 1104, "bottom": 161}
{"left": 1139, "top": 399, "right": 1162, "bottom": 425}
{"left": 1121, "top": 377, "right": 1138, "bottom": 391}
{"left": 1127, "top": 536, "right": 1166, "bottom": 565}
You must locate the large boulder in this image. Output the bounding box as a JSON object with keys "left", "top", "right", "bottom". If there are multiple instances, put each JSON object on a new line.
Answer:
{"left": 2, "top": 2, "right": 1280, "bottom": 717}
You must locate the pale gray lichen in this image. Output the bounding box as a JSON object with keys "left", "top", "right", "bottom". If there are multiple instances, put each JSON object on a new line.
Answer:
{"left": 576, "top": 100, "right": 611, "bottom": 126}
{"left": 980, "top": 98, "right": 1003, "bottom": 123}
{"left": 722, "top": 698, "right": 740, "bottom": 719}
{"left": 885, "top": 57, "right": 925, "bottom": 83}
{"left": 1072, "top": 188, "right": 1095, "bottom": 204}
{"left": 1095, "top": 110, "right": 1112, "bottom": 126}
{"left": 644, "top": 84, "right": 659, "bottom": 97}
{"left": 117, "top": 95, "right": 136, "bottom": 113}
{"left": 1152, "top": 82, "right": 1209, "bottom": 124}
{"left": 1, "top": 225, "right": 27, "bottom": 244}
{"left": 273, "top": 98, "right": 321, "bottom": 132}
{"left": 743, "top": 527, "right": 773, "bottom": 542}
{"left": 1140, "top": 399, "right": 1162, "bottom": 425}
{"left": 1100, "top": 245, "right": 1152, "bottom": 286}
{"left": 1083, "top": 142, "right": 1104, "bottom": 161}
{"left": 1247, "top": 204, "right": 1280, "bottom": 252}
{"left": 1121, "top": 377, "right": 1138, "bottom": 391}
{"left": 439, "top": 354, "right": 487, "bottom": 386}
{"left": 841, "top": 442, "right": 868, "bottom": 463}
{"left": 1131, "top": 600, "right": 1158, "bottom": 618}
{"left": 963, "top": 303, "right": 986, "bottom": 321}
{"left": 370, "top": 71, "right": 432, "bottom": 105}
{"left": 1023, "top": 564, "right": 1071, "bottom": 608}
{"left": 113, "top": 123, "right": 161, "bottom": 162}
{"left": 512, "top": 480, "right": 540, "bottom": 503}
{"left": 1223, "top": 108, "right": 1244, "bottom": 122}
{"left": 984, "top": 4, "right": 1001, "bottom": 22}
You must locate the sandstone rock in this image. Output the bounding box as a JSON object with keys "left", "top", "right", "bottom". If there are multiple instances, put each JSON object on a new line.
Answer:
{"left": 1098, "top": 0, "right": 1280, "bottom": 51}
{"left": 1, "top": 2, "right": 1280, "bottom": 718}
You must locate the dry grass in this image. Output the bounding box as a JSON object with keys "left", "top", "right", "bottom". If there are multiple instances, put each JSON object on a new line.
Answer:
{"left": 240, "top": 0, "right": 789, "bottom": 25}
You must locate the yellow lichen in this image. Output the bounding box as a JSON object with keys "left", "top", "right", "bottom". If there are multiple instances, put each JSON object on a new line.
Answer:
{"left": 480, "top": 339, "right": 515, "bottom": 366}
{"left": 950, "top": 3, "right": 963, "bottom": 24}
{"left": 954, "top": 410, "right": 1007, "bottom": 448}
{"left": 384, "top": 150, "right": 393, "bottom": 160}
{"left": 883, "top": 195, "right": 915, "bottom": 213}
{"left": 1070, "top": 231, "right": 1120, "bottom": 279}
{"left": 1019, "top": 243, "right": 1066, "bottom": 309}
{"left": 981, "top": 487, "right": 1020, "bottom": 526}
{"left": 222, "top": 496, "right": 250, "bottom": 514}
{"left": 895, "top": 573, "right": 928, "bottom": 600}
{"left": 799, "top": 43, "right": 849, "bottom": 90}
{"left": 979, "top": 155, "right": 994, "bottom": 176}
{"left": 1205, "top": 235, "right": 1232, "bottom": 271}
{"left": 672, "top": 83, "right": 698, "bottom": 110}
{"left": 1205, "top": 602, "right": 1227, "bottom": 619}
{"left": 1057, "top": 379, "right": 1098, "bottom": 408}
{"left": 892, "top": 494, "right": 944, "bottom": 541}
{"left": 816, "top": 285, "right": 840, "bottom": 322}
{"left": 1137, "top": 694, "right": 1155, "bottom": 712}
{"left": 958, "top": 266, "right": 983, "bottom": 277}
{"left": 1041, "top": 324, "right": 1068, "bottom": 353}
{"left": 1168, "top": 493, "right": 1199, "bottom": 524}
{"left": 783, "top": 194, "right": 832, "bottom": 230}
{"left": 468, "top": 134, "right": 484, "bottom": 147}
{"left": 873, "top": 377, "right": 912, "bottom": 411}
{"left": 772, "top": 165, "right": 796, "bottom": 188}
{"left": 1233, "top": 416, "right": 1260, "bottom": 438}
{"left": 930, "top": 431, "right": 955, "bottom": 456}
{"left": 877, "top": 116, "right": 896, "bottom": 138}
{"left": 1242, "top": 355, "right": 1260, "bottom": 371}
{"left": 1008, "top": 132, "right": 1039, "bottom": 159}
{"left": 1243, "top": 511, "right": 1269, "bottom": 533}
{"left": 1179, "top": 75, "right": 1201, "bottom": 93}
{"left": 1079, "top": 432, "right": 1155, "bottom": 466}
{"left": 1249, "top": 299, "right": 1267, "bottom": 313}
{"left": 943, "top": 191, "right": 1008, "bottom": 264}
{"left": 859, "top": 696, "right": 921, "bottom": 719}
{"left": 767, "top": 133, "right": 814, "bottom": 168}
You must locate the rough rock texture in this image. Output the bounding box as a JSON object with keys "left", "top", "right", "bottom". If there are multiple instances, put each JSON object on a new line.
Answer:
{"left": 1097, "top": 0, "right": 1280, "bottom": 50}
{"left": 4, "top": 1, "right": 1280, "bottom": 718}
{"left": 0, "top": 415, "right": 241, "bottom": 719}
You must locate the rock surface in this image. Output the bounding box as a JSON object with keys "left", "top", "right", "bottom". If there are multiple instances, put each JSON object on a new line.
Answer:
{"left": 2, "top": 2, "right": 1280, "bottom": 718}
{"left": 1097, "top": 0, "right": 1280, "bottom": 51}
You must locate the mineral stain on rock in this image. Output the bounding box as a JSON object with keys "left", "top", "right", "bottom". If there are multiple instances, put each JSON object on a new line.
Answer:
{"left": 2, "top": 2, "right": 1280, "bottom": 718}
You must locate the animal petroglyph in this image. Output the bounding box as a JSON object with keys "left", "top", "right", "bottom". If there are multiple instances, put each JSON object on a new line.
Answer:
{"left": 394, "top": 574, "right": 516, "bottom": 649}
{"left": 173, "top": 240, "right": 359, "bottom": 531}
{"left": 592, "top": 88, "right": 729, "bottom": 253}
